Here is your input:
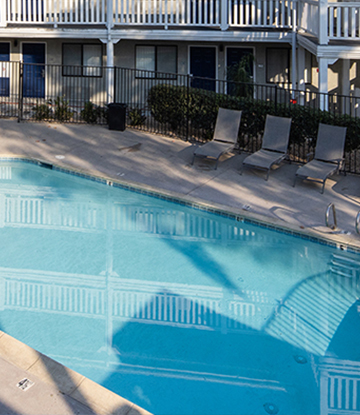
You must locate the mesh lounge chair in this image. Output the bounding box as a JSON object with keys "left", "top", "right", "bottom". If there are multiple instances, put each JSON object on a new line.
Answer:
{"left": 191, "top": 108, "right": 242, "bottom": 170}
{"left": 241, "top": 115, "right": 292, "bottom": 180}
{"left": 293, "top": 123, "right": 347, "bottom": 194}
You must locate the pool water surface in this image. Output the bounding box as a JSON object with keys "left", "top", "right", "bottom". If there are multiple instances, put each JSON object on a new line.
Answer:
{"left": 0, "top": 161, "right": 359, "bottom": 415}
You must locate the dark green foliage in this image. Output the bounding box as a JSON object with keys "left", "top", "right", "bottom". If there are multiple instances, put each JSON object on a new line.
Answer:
{"left": 147, "top": 84, "right": 360, "bottom": 151}
{"left": 128, "top": 107, "right": 146, "bottom": 126}
{"left": 53, "top": 96, "right": 73, "bottom": 122}
{"left": 226, "top": 54, "right": 254, "bottom": 99}
{"left": 81, "top": 101, "right": 98, "bottom": 124}
{"left": 81, "top": 101, "right": 107, "bottom": 124}
{"left": 33, "top": 102, "right": 52, "bottom": 121}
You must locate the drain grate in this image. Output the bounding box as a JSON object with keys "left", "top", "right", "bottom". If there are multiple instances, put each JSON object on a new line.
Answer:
{"left": 16, "top": 378, "right": 34, "bottom": 391}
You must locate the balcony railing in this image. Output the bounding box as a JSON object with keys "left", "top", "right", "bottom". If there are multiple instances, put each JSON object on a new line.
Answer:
{"left": 0, "top": 1, "right": 359, "bottom": 43}
{"left": 298, "top": 0, "right": 360, "bottom": 42}
{"left": 229, "top": 0, "right": 295, "bottom": 29}
{"left": 328, "top": 1, "right": 360, "bottom": 40}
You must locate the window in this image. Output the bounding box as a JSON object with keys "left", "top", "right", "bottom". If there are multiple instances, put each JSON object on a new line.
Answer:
{"left": 135, "top": 45, "right": 177, "bottom": 78}
{"left": 266, "top": 48, "right": 290, "bottom": 84}
{"left": 62, "top": 44, "right": 102, "bottom": 77}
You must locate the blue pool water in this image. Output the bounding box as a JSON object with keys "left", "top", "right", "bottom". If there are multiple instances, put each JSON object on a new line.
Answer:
{"left": 0, "top": 161, "right": 360, "bottom": 415}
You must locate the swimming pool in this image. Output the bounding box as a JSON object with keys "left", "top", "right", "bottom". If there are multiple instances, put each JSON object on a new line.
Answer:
{"left": 0, "top": 160, "right": 359, "bottom": 415}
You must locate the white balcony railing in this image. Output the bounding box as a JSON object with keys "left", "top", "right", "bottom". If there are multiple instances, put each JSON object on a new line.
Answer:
{"left": 229, "top": 0, "right": 295, "bottom": 29}
{"left": 5, "top": 0, "right": 107, "bottom": 25}
{"left": 328, "top": 2, "right": 360, "bottom": 40}
{"left": 0, "top": 0, "right": 359, "bottom": 44}
{"left": 112, "top": 0, "right": 221, "bottom": 27}
{"left": 298, "top": 0, "right": 319, "bottom": 37}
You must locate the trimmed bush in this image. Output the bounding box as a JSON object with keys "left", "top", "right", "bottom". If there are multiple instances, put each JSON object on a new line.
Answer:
{"left": 147, "top": 84, "right": 360, "bottom": 151}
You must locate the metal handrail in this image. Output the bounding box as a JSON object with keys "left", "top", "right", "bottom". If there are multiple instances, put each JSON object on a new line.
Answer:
{"left": 356, "top": 211, "right": 360, "bottom": 234}
{"left": 325, "top": 203, "right": 337, "bottom": 230}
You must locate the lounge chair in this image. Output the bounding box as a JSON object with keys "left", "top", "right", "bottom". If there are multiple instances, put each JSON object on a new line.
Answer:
{"left": 241, "top": 115, "right": 292, "bottom": 180}
{"left": 191, "top": 107, "right": 242, "bottom": 170}
{"left": 293, "top": 123, "right": 347, "bottom": 194}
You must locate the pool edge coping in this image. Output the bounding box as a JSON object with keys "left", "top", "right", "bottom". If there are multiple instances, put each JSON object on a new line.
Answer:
{"left": 3, "top": 155, "right": 360, "bottom": 253}
{"left": 0, "top": 330, "right": 151, "bottom": 415}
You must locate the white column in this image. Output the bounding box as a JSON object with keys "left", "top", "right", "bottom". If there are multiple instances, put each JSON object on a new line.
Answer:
{"left": 291, "top": 32, "right": 297, "bottom": 97}
{"left": 318, "top": 57, "right": 329, "bottom": 111}
{"left": 291, "top": 0, "right": 297, "bottom": 97}
{"left": 297, "top": 46, "right": 306, "bottom": 105}
{"left": 319, "top": 0, "right": 328, "bottom": 45}
{"left": 107, "top": 37, "right": 115, "bottom": 104}
{"left": 101, "top": 34, "right": 120, "bottom": 104}
{"left": 107, "top": 0, "right": 114, "bottom": 29}
{"left": 220, "top": 0, "right": 229, "bottom": 30}
{"left": 341, "top": 58, "right": 350, "bottom": 115}
{"left": 0, "top": 1, "right": 6, "bottom": 27}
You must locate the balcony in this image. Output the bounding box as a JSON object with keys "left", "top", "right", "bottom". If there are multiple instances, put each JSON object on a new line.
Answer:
{"left": 298, "top": 0, "right": 360, "bottom": 43}
{"left": 0, "top": 0, "right": 359, "bottom": 45}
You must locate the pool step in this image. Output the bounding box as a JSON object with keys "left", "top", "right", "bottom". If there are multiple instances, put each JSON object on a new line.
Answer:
{"left": 264, "top": 269, "right": 359, "bottom": 356}
{"left": 330, "top": 253, "right": 360, "bottom": 279}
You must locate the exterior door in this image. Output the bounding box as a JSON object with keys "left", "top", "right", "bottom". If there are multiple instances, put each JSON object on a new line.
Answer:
{"left": 23, "top": 43, "right": 45, "bottom": 98}
{"left": 190, "top": 47, "right": 216, "bottom": 91}
{"left": 0, "top": 43, "right": 10, "bottom": 97}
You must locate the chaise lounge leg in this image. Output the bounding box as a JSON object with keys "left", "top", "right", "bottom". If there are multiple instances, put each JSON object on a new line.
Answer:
{"left": 191, "top": 154, "right": 196, "bottom": 166}
{"left": 321, "top": 180, "right": 325, "bottom": 194}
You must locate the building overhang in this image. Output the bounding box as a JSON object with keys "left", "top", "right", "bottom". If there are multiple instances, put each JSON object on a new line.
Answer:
{"left": 0, "top": 27, "right": 293, "bottom": 44}
{"left": 298, "top": 33, "right": 360, "bottom": 60}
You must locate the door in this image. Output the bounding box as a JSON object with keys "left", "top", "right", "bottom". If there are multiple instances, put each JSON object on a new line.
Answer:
{"left": 0, "top": 43, "right": 10, "bottom": 97}
{"left": 190, "top": 47, "right": 216, "bottom": 91}
{"left": 23, "top": 43, "right": 45, "bottom": 98}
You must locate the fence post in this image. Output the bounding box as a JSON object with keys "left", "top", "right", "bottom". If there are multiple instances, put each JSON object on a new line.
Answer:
{"left": 186, "top": 74, "right": 191, "bottom": 141}
{"left": 18, "top": 63, "right": 24, "bottom": 123}
{"left": 113, "top": 66, "right": 117, "bottom": 103}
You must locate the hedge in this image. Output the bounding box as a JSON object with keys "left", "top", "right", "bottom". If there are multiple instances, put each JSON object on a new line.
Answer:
{"left": 147, "top": 84, "right": 360, "bottom": 152}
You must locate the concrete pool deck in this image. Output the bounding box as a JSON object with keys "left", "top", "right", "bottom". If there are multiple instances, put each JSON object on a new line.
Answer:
{"left": 0, "top": 118, "right": 359, "bottom": 414}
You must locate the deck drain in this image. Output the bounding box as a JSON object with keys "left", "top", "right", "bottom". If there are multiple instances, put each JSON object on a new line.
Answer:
{"left": 17, "top": 378, "right": 34, "bottom": 391}
{"left": 294, "top": 355, "right": 307, "bottom": 364}
{"left": 263, "top": 403, "right": 279, "bottom": 414}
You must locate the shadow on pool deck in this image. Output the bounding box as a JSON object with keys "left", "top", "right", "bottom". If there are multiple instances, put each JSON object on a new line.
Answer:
{"left": 0, "top": 119, "right": 359, "bottom": 414}
{"left": 0, "top": 119, "right": 359, "bottom": 240}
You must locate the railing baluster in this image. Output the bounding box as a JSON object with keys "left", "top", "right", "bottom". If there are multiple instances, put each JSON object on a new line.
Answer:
{"left": 351, "top": 7, "right": 355, "bottom": 38}
{"left": 238, "top": 0, "right": 242, "bottom": 25}
{"left": 329, "top": 5, "right": 334, "bottom": 38}
{"left": 344, "top": 6, "right": 349, "bottom": 38}
{"left": 337, "top": 7, "right": 341, "bottom": 38}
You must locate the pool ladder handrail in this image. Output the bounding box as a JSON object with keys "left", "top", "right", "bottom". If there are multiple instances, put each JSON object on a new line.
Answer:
{"left": 325, "top": 203, "right": 337, "bottom": 230}
{"left": 356, "top": 211, "right": 360, "bottom": 234}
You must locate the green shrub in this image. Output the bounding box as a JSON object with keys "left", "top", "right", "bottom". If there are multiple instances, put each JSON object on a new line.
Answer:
{"left": 81, "top": 101, "right": 98, "bottom": 124}
{"left": 147, "top": 84, "right": 360, "bottom": 151}
{"left": 52, "top": 96, "right": 73, "bottom": 122}
{"left": 33, "top": 102, "right": 52, "bottom": 121}
{"left": 80, "top": 101, "right": 108, "bottom": 124}
{"left": 128, "top": 107, "right": 146, "bottom": 126}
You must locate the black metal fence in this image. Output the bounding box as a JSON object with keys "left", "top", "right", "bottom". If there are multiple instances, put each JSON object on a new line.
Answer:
{"left": 0, "top": 61, "right": 360, "bottom": 173}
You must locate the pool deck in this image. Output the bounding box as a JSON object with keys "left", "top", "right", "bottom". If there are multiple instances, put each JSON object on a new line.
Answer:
{"left": 0, "top": 119, "right": 359, "bottom": 414}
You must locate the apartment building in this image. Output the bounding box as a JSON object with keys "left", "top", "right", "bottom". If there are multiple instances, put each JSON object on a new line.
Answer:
{"left": 0, "top": 0, "right": 359, "bottom": 109}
